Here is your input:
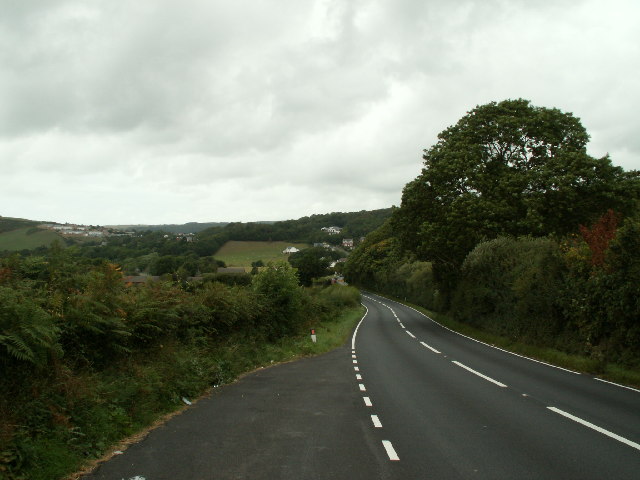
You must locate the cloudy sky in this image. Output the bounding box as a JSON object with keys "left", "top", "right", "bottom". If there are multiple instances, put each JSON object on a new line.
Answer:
{"left": 2, "top": 0, "right": 639, "bottom": 225}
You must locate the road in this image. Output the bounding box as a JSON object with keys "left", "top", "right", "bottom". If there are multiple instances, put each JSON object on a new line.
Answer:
{"left": 354, "top": 293, "right": 640, "bottom": 478}
{"left": 83, "top": 292, "right": 640, "bottom": 479}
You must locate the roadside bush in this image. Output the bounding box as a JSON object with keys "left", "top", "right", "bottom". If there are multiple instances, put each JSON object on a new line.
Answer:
{"left": 315, "top": 285, "right": 361, "bottom": 310}
{"left": 123, "top": 281, "right": 184, "bottom": 350}
{"left": 560, "top": 216, "right": 640, "bottom": 365}
{"left": 251, "top": 262, "right": 305, "bottom": 339}
{"left": 193, "top": 282, "right": 260, "bottom": 335}
{"left": 452, "top": 237, "right": 564, "bottom": 344}
{"left": 202, "top": 272, "right": 252, "bottom": 286}
{"left": 0, "top": 286, "right": 60, "bottom": 367}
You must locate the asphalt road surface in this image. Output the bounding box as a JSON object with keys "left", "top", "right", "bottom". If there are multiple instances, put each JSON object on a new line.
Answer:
{"left": 83, "top": 293, "right": 640, "bottom": 479}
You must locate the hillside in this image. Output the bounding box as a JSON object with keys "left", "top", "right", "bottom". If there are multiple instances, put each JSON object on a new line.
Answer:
{"left": 108, "top": 221, "right": 233, "bottom": 234}
{"left": 199, "top": 208, "right": 394, "bottom": 247}
{"left": 0, "top": 216, "right": 39, "bottom": 234}
{"left": 0, "top": 227, "right": 63, "bottom": 251}
{"left": 0, "top": 216, "right": 63, "bottom": 251}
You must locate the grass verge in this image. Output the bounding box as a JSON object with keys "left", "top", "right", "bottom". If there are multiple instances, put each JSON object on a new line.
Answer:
{"left": 370, "top": 292, "right": 640, "bottom": 389}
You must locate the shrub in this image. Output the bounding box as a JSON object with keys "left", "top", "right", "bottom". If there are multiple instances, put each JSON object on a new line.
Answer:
{"left": 315, "top": 285, "right": 361, "bottom": 310}
{"left": 251, "top": 263, "right": 305, "bottom": 339}
{"left": 561, "top": 216, "right": 640, "bottom": 365}
{"left": 452, "top": 237, "right": 564, "bottom": 343}
{"left": 0, "top": 286, "right": 60, "bottom": 367}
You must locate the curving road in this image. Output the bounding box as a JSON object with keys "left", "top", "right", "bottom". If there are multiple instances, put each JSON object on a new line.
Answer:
{"left": 83, "top": 292, "right": 640, "bottom": 479}
{"left": 354, "top": 292, "right": 640, "bottom": 478}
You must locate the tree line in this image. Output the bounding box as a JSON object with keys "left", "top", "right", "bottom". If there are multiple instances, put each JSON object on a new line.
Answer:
{"left": 345, "top": 99, "right": 640, "bottom": 367}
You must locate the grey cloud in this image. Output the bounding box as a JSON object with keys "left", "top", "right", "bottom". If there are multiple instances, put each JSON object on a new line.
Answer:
{"left": 1, "top": 0, "right": 638, "bottom": 225}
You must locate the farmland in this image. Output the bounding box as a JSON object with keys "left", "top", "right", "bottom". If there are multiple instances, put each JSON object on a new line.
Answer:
{"left": 0, "top": 227, "right": 62, "bottom": 251}
{"left": 214, "top": 240, "right": 309, "bottom": 267}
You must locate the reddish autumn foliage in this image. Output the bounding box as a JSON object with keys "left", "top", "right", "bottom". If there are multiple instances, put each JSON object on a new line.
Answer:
{"left": 579, "top": 209, "right": 619, "bottom": 267}
{"left": 0, "top": 267, "right": 11, "bottom": 283}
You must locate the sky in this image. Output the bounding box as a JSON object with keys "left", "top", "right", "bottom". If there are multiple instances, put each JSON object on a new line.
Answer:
{"left": 2, "top": 0, "right": 639, "bottom": 226}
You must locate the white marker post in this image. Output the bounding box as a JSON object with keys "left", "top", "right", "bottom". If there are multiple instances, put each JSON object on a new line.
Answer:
{"left": 310, "top": 328, "right": 317, "bottom": 343}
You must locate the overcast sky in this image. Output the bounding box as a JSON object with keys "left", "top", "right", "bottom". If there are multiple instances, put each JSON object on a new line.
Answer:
{"left": 2, "top": 0, "right": 639, "bottom": 225}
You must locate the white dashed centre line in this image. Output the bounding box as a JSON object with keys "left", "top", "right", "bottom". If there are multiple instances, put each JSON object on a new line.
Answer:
{"left": 371, "top": 415, "right": 383, "bottom": 428}
{"left": 452, "top": 361, "right": 507, "bottom": 387}
{"left": 420, "top": 341, "right": 441, "bottom": 354}
{"left": 363, "top": 397, "right": 372, "bottom": 406}
{"left": 354, "top": 366, "right": 360, "bottom": 372}
{"left": 406, "top": 331, "right": 416, "bottom": 339}
{"left": 353, "top": 360, "right": 358, "bottom": 364}
{"left": 359, "top": 383, "right": 366, "bottom": 392}
{"left": 547, "top": 407, "right": 640, "bottom": 451}
{"left": 382, "top": 440, "right": 400, "bottom": 461}
{"left": 399, "top": 323, "right": 405, "bottom": 328}
{"left": 352, "top": 354, "right": 357, "bottom": 358}
{"left": 356, "top": 374, "right": 362, "bottom": 380}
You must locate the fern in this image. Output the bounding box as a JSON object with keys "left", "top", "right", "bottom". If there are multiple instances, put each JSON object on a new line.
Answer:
{"left": 0, "top": 286, "right": 59, "bottom": 365}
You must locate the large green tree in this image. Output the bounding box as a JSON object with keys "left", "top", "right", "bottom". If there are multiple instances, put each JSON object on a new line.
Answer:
{"left": 393, "top": 99, "right": 639, "bottom": 275}
{"left": 288, "top": 247, "right": 335, "bottom": 286}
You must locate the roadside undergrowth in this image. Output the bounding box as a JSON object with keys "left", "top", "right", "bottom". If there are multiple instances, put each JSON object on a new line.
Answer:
{"left": 0, "top": 277, "right": 363, "bottom": 480}
{"left": 61, "top": 304, "right": 364, "bottom": 480}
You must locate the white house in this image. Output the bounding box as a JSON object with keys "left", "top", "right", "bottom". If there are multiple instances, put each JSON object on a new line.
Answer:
{"left": 283, "top": 246, "right": 300, "bottom": 254}
{"left": 321, "top": 226, "right": 342, "bottom": 235}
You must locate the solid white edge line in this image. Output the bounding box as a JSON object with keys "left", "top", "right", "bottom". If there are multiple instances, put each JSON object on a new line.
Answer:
{"left": 382, "top": 440, "right": 400, "bottom": 461}
{"left": 371, "top": 415, "right": 383, "bottom": 428}
{"left": 594, "top": 377, "right": 640, "bottom": 393}
{"left": 406, "top": 331, "right": 416, "bottom": 339}
{"left": 420, "top": 341, "right": 441, "bottom": 354}
{"left": 547, "top": 407, "right": 640, "bottom": 451}
{"left": 452, "top": 361, "right": 507, "bottom": 387}
{"left": 363, "top": 396, "right": 372, "bottom": 406}
{"left": 366, "top": 294, "right": 581, "bottom": 375}
{"left": 351, "top": 303, "right": 369, "bottom": 350}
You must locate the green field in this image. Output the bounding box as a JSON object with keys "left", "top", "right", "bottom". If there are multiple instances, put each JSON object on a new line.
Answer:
{"left": 215, "top": 240, "right": 309, "bottom": 268}
{"left": 0, "top": 227, "right": 63, "bottom": 251}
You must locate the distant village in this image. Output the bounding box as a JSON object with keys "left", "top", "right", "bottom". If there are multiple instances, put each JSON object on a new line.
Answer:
{"left": 41, "top": 223, "right": 195, "bottom": 242}
{"left": 42, "top": 223, "right": 124, "bottom": 238}
{"left": 281, "top": 226, "right": 364, "bottom": 256}
{"left": 319, "top": 225, "right": 364, "bottom": 249}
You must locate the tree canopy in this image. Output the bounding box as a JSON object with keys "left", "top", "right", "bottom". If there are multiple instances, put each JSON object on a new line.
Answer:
{"left": 392, "top": 99, "right": 639, "bottom": 269}
{"left": 287, "top": 247, "right": 338, "bottom": 286}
